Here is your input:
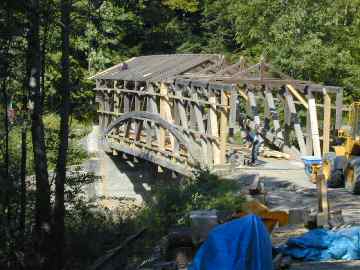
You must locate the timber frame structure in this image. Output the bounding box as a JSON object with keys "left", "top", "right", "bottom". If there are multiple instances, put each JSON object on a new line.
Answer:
{"left": 91, "top": 54, "right": 344, "bottom": 176}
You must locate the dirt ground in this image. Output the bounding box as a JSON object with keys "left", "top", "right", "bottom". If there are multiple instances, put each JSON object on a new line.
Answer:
{"left": 226, "top": 157, "right": 360, "bottom": 225}
{"left": 224, "top": 157, "right": 360, "bottom": 269}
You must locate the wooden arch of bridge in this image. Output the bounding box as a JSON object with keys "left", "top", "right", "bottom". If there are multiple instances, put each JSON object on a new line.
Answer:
{"left": 91, "top": 54, "right": 344, "bottom": 176}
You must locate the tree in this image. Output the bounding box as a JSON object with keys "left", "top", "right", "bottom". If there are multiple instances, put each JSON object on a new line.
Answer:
{"left": 27, "top": 0, "right": 51, "bottom": 267}
{"left": 53, "top": 0, "right": 71, "bottom": 268}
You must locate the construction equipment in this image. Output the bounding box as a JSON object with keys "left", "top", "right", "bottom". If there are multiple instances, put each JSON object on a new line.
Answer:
{"left": 325, "top": 102, "right": 360, "bottom": 194}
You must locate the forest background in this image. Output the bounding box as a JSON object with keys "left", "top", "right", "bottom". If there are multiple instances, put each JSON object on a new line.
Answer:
{"left": 1, "top": 0, "right": 360, "bottom": 269}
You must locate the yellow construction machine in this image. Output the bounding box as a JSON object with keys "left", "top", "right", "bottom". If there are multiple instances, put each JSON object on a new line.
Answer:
{"left": 325, "top": 102, "right": 360, "bottom": 194}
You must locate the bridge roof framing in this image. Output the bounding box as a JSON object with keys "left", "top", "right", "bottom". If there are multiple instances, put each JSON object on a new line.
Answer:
{"left": 91, "top": 53, "right": 341, "bottom": 95}
{"left": 90, "top": 54, "right": 223, "bottom": 82}
{"left": 177, "top": 57, "right": 342, "bottom": 94}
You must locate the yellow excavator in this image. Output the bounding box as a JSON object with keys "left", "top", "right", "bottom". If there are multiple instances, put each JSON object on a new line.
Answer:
{"left": 325, "top": 102, "right": 360, "bottom": 194}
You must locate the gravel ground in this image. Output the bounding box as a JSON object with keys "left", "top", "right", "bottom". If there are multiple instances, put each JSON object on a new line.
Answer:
{"left": 226, "top": 157, "right": 360, "bottom": 225}
{"left": 226, "top": 157, "right": 360, "bottom": 269}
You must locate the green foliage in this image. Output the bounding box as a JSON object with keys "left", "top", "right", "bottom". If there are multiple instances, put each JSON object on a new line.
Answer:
{"left": 43, "top": 114, "right": 90, "bottom": 171}
{"left": 137, "top": 170, "right": 245, "bottom": 236}
{"left": 162, "top": 0, "right": 199, "bottom": 12}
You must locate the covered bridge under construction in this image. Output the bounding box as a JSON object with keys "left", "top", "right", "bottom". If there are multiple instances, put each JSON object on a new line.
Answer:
{"left": 90, "top": 54, "right": 344, "bottom": 176}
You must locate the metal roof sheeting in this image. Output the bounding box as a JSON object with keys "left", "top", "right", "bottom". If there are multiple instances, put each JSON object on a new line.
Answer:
{"left": 91, "top": 54, "right": 220, "bottom": 82}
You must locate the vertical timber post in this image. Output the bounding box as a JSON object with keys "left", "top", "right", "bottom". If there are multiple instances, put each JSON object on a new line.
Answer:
{"left": 307, "top": 90, "right": 322, "bottom": 157}
{"left": 209, "top": 91, "right": 221, "bottom": 165}
{"left": 220, "top": 91, "right": 229, "bottom": 165}
{"left": 335, "top": 88, "right": 343, "bottom": 132}
{"left": 248, "top": 90, "right": 260, "bottom": 125}
{"left": 159, "top": 82, "right": 167, "bottom": 150}
{"left": 323, "top": 89, "right": 331, "bottom": 155}
{"left": 306, "top": 111, "right": 313, "bottom": 155}
{"left": 228, "top": 88, "right": 237, "bottom": 138}
{"left": 284, "top": 88, "right": 307, "bottom": 155}
{"left": 192, "top": 89, "right": 207, "bottom": 166}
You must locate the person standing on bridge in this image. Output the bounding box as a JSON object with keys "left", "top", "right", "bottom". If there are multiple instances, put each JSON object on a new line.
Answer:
{"left": 245, "top": 122, "right": 264, "bottom": 166}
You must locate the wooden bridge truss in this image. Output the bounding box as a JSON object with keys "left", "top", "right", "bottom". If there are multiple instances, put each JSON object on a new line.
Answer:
{"left": 92, "top": 54, "right": 344, "bottom": 176}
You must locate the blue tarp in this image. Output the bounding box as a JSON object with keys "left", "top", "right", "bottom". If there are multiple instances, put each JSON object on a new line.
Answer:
{"left": 279, "top": 227, "right": 360, "bottom": 261}
{"left": 189, "top": 214, "right": 273, "bottom": 270}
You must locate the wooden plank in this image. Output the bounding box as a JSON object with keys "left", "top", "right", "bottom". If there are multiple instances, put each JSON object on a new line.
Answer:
{"left": 306, "top": 111, "right": 313, "bottom": 155}
{"left": 146, "top": 84, "right": 160, "bottom": 142}
{"left": 284, "top": 89, "right": 307, "bottom": 155}
{"left": 209, "top": 91, "right": 221, "bottom": 165}
{"left": 286, "top": 84, "right": 308, "bottom": 109}
{"left": 103, "top": 92, "right": 110, "bottom": 128}
{"left": 108, "top": 141, "right": 192, "bottom": 177}
{"left": 123, "top": 81, "right": 130, "bottom": 113}
{"left": 317, "top": 172, "right": 329, "bottom": 225}
{"left": 335, "top": 88, "right": 343, "bottom": 130}
{"left": 265, "top": 88, "right": 283, "bottom": 139}
{"left": 307, "top": 91, "right": 322, "bottom": 157}
{"left": 175, "top": 90, "right": 189, "bottom": 129}
{"left": 159, "top": 83, "right": 174, "bottom": 150}
{"left": 144, "top": 120, "right": 153, "bottom": 147}
{"left": 134, "top": 83, "right": 141, "bottom": 136}
{"left": 219, "top": 91, "right": 228, "bottom": 164}
{"left": 263, "top": 91, "right": 270, "bottom": 131}
{"left": 247, "top": 90, "right": 260, "bottom": 125}
{"left": 277, "top": 94, "right": 291, "bottom": 146}
{"left": 114, "top": 93, "right": 120, "bottom": 114}
{"left": 135, "top": 120, "right": 143, "bottom": 141}
{"left": 123, "top": 94, "right": 130, "bottom": 113}
{"left": 237, "top": 88, "right": 248, "bottom": 101}
{"left": 323, "top": 89, "right": 331, "bottom": 155}
{"left": 192, "top": 91, "right": 207, "bottom": 165}
{"left": 229, "top": 91, "right": 237, "bottom": 137}
{"left": 146, "top": 84, "right": 158, "bottom": 113}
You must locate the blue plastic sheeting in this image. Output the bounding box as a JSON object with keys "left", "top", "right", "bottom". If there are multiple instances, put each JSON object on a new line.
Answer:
{"left": 189, "top": 214, "right": 273, "bottom": 270}
{"left": 280, "top": 227, "right": 360, "bottom": 261}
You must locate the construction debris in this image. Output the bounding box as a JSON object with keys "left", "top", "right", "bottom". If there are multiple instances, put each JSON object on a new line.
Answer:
{"left": 262, "top": 149, "right": 290, "bottom": 160}
{"left": 236, "top": 200, "right": 289, "bottom": 232}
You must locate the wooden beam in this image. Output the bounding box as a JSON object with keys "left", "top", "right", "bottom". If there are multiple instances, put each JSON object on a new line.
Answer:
{"left": 192, "top": 91, "right": 207, "bottom": 165}
{"left": 108, "top": 141, "right": 192, "bottom": 177}
{"left": 247, "top": 90, "right": 260, "bottom": 125}
{"left": 264, "top": 88, "right": 283, "bottom": 139}
{"left": 306, "top": 111, "right": 313, "bottom": 155}
{"left": 219, "top": 91, "right": 229, "bottom": 164}
{"left": 307, "top": 91, "right": 322, "bottom": 157}
{"left": 229, "top": 91, "right": 238, "bottom": 136}
{"left": 103, "top": 92, "right": 110, "bottom": 128}
{"left": 209, "top": 91, "right": 221, "bottom": 165}
{"left": 335, "top": 88, "right": 343, "bottom": 130}
{"left": 237, "top": 88, "right": 248, "bottom": 101}
{"left": 263, "top": 91, "right": 270, "bottom": 131}
{"left": 146, "top": 84, "right": 160, "bottom": 143}
{"left": 323, "top": 89, "right": 331, "bottom": 155}
{"left": 175, "top": 91, "right": 188, "bottom": 128}
{"left": 277, "top": 94, "right": 291, "bottom": 146}
{"left": 134, "top": 82, "right": 141, "bottom": 136}
{"left": 286, "top": 84, "right": 308, "bottom": 109}
{"left": 159, "top": 82, "right": 174, "bottom": 150}
{"left": 284, "top": 89, "right": 307, "bottom": 155}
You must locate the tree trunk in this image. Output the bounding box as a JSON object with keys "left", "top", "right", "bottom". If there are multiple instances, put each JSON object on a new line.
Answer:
{"left": 19, "top": 105, "right": 27, "bottom": 245}
{"left": 27, "top": 0, "right": 51, "bottom": 267}
{"left": 53, "top": 0, "right": 71, "bottom": 269}
{"left": 1, "top": 79, "right": 10, "bottom": 224}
